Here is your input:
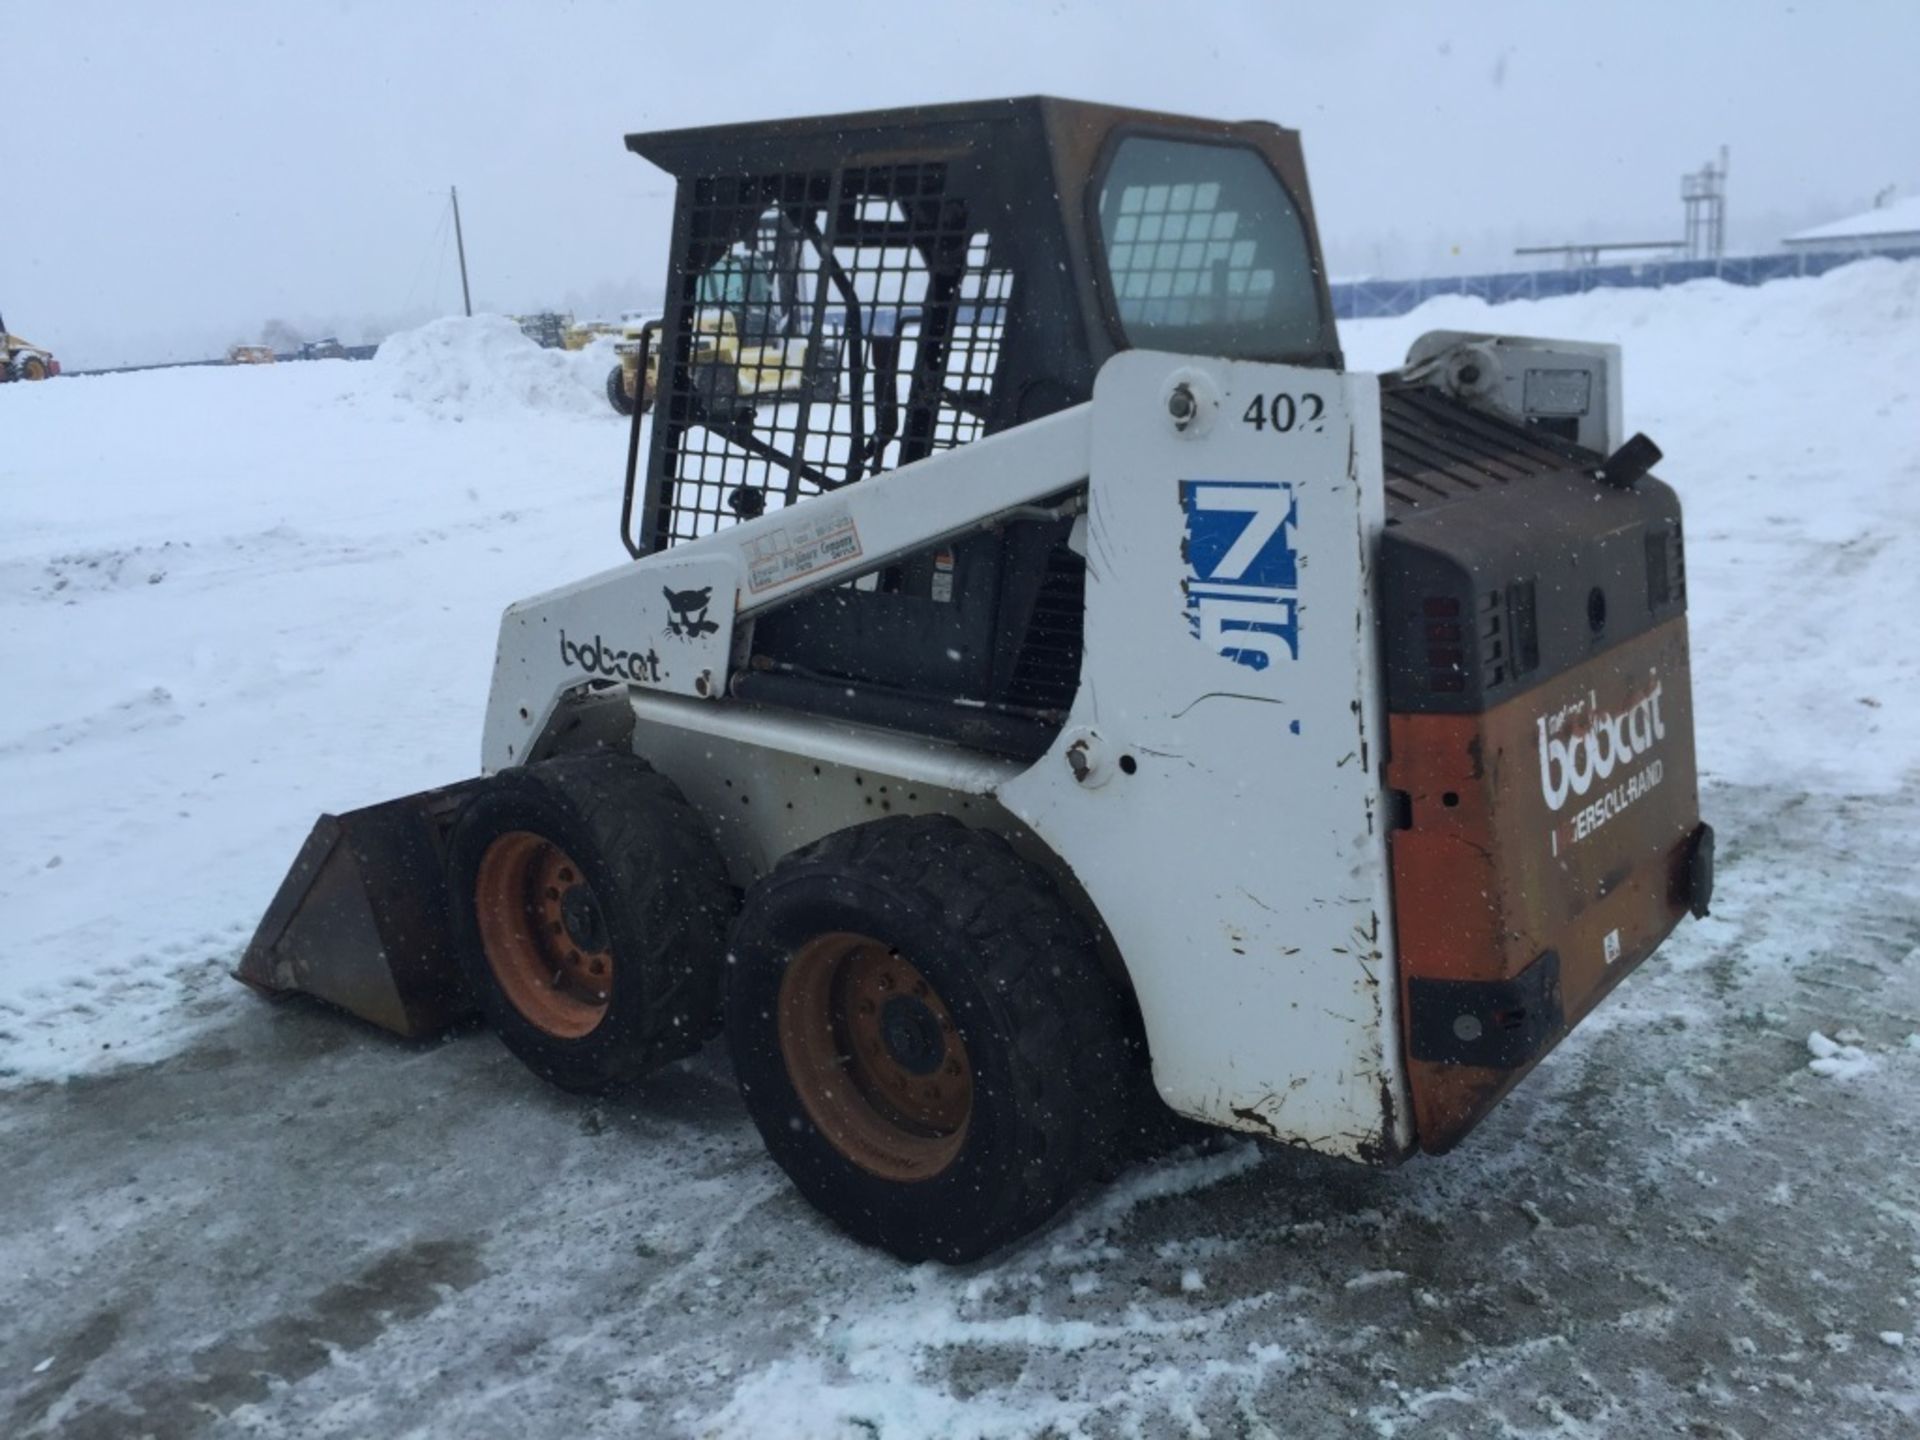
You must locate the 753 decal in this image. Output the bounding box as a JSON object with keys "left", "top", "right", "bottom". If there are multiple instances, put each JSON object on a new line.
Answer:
{"left": 1180, "top": 479, "right": 1299, "bottom": 671}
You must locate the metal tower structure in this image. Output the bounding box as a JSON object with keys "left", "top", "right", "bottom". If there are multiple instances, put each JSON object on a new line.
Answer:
{"left": 1682, "top": 148, "right": 1729, "bottom": 261}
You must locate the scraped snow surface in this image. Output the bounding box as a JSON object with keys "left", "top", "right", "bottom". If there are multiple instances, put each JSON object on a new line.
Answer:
{"left": 5, "top": 269, "right": 1920, "bottom": 1436}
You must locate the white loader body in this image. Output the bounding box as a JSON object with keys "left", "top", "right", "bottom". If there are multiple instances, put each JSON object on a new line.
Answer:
{"left": 483, "top": 351, "right": 1412, "bottom": 1160}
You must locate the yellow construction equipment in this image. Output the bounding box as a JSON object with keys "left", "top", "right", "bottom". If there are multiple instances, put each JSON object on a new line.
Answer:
{"left": 1, "top": 311, "right": 59, "bottom": 381}
{"left": 606, "top": 249, "right": 840, "bottom": 416}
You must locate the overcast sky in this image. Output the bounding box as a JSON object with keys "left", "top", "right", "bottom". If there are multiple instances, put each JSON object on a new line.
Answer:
{"left": 7, "top": 1, "right": 1916, "bottom": 368}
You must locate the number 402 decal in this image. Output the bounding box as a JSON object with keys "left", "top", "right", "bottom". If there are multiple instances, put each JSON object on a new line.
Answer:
{"left": 1240, "top": 392, "right": 1325, "bottom": 434}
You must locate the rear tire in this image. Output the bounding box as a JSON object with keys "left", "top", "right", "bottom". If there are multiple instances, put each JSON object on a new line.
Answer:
{"left": 18, "top": 355, "right": 48, "bottom": 382}
{"left": 447, "top": 753, "right": 732, "bottom": 1094}
{"left": 727, "top": 815, "right": 1132, "bottom": 1263}
{"left": 606, "top": 363, "right": 634, "bottom": 417}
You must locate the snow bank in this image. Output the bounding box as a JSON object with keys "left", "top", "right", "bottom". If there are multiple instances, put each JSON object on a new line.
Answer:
{"left": 1348, "top": 258, "right": 1920, "bottom": 797}
{"left": 366, "top": 314, "right": 612, "bottom": 419}
{"left": 0, "top": 332, "right": 634, "bottom": 1076}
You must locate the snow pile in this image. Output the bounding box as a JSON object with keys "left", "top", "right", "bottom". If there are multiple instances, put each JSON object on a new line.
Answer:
{"left": 1344, "top": 258, "right": 1920, "bottom": 797}
{"left": 366, "top": 314, "right": 611, "bottom": 419}
{"left": 1806, "top": 1029, "right": 1876, "bottom": 1080}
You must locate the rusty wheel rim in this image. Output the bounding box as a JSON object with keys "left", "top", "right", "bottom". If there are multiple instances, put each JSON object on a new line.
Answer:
{"left": 777, "top": 932, "right": 972, "bottom": 1183}
{"left": 474, "top": 831, "right": 614, "bottom": 1039}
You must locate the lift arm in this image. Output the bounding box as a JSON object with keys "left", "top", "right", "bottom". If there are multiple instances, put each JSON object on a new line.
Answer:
{"left": 482, "top": 403, "right": 1093, "bottom": 772}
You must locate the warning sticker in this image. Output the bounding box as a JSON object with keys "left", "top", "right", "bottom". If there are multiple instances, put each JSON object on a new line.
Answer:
{"left": 744, "top": 505, "right": 864, "bottom": 594}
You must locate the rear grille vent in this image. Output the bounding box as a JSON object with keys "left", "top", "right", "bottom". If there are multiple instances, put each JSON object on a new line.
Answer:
{"left": 1479, "top": 590, "right": 1506, "bottom": 690}
{"left": 1380, "top": 384, "right": 1589, "bottom": 518}
{"left": 1645, "top": 522, "right": 1686, "bottom": 611}
{"left": 1506, "top": 578, "right": 1540, "bottom": 679}
{"left": 1004, "top": 545, "right": 1087, "bottom": 715}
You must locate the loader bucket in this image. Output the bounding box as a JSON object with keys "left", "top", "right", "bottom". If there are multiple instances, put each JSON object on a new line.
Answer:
{"left": 235, "top": 781, "right": 485, "bottom": 1037}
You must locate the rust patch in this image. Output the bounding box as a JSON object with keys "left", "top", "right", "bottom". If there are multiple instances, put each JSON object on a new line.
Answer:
{"left": 1230, "top": 1104, "right": 1281, "bottom": 1139}
{"left": 1354, "top": 1072, "right": 1408, "bottom": 1165}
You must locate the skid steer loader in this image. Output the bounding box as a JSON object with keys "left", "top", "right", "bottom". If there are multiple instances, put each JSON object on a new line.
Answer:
{"left": 238, "top": 98, "right": 1713, "bottom": 1263}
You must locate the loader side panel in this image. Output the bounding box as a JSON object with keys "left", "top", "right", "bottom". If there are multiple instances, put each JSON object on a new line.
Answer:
{"left": 998, "top": 351, "right": 1411, "bottom": 1160}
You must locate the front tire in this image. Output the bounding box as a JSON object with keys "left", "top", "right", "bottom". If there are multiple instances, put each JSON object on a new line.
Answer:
{"left": 727, "top": 815, "right": 1132, "bottom": 1263}
{"left": 606, "top": 363, "right": 635, "bottom": 416}
{"left": 447, "top": 753, "right": 733, "bottom": 1093}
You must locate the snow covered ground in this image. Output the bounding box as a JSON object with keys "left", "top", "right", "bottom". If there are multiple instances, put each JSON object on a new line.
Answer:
{"left": 1, "top": 317, "right": 625, "bottom": 1075}
{"left": 4, "top": 267, "right": 1919, "bottom": 1436}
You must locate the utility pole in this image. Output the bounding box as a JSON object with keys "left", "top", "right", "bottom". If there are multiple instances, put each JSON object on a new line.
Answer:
{"left": 450, "top": 185, "right": 473, "bottom": 317}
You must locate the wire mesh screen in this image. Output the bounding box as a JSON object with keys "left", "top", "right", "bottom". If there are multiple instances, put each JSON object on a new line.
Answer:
{"left": 648, "top": 162, "right": 1013, "bottom": 550}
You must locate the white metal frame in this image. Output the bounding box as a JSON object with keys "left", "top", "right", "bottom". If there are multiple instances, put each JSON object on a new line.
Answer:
{"left": 481, "top": 351, "right": 1412, "bottom": 1160}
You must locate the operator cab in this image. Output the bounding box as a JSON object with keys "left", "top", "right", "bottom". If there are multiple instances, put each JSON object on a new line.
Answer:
{"left": 622, "top": 97, "right": 1341, "bottom": 757}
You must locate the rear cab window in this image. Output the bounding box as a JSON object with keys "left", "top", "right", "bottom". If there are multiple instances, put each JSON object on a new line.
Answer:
{"left": 1096, "top": 136, "right": 1323, "bottom": 360}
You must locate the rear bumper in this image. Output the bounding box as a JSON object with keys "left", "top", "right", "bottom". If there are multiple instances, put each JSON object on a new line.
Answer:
{"left": 1405, "top": 818, "right": 1713, "bottom": 1076}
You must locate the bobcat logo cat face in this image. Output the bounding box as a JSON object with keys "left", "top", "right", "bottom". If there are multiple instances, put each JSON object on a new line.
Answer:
{"left": 662, "top": 585, "right": 720, "bottom": 639}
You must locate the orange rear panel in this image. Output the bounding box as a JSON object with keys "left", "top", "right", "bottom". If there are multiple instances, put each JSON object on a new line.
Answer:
{"left": 1387, "top": 617, "right": 1701, "bottom": 1150}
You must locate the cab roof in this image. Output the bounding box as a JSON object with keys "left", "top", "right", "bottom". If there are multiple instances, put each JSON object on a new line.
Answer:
{"left": 625, "top": 95, "right": 1298, "bottom": 178}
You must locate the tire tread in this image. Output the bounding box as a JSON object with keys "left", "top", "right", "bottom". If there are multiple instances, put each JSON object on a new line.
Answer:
{"left": 453, "top": 750, "right": 732, "bottom": 1092}
{"left": 735, "top": 814, "right": 1134, "bottom": 1257}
